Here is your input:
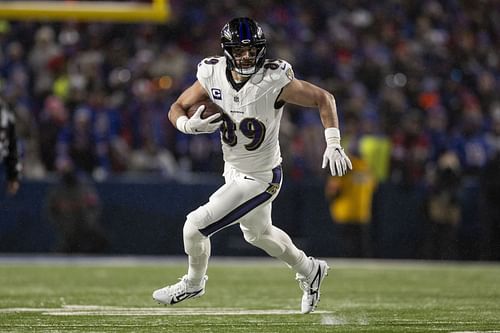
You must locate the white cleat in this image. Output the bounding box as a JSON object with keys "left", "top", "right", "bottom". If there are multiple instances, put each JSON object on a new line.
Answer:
{"left": 296, "top": 257, "right": 330, "bottom": 314}
{"left": 152, "top": 275, "right": 207, "bottom": 305}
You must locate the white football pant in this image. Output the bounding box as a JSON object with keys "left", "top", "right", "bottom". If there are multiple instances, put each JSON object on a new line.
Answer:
{"left": 182, "top": 164, "right": 309, "bottom": 281}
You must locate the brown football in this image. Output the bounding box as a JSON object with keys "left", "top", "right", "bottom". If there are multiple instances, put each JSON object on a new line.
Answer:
{"left": 186, "top": 99, "right": 223, "bottom": 123}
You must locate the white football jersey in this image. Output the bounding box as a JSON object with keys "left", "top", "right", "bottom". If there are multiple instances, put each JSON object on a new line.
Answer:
{"left": 196, "top": 56, "right": 294, "bottom": 173}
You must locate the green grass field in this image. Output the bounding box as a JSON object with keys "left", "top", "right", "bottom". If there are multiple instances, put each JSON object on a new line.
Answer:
{"left": 0, "top": 257, "right": 499, "bottom": 333}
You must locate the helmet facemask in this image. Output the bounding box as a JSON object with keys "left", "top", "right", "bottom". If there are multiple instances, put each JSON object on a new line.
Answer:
{"left": 223, "top": 44, "right": 266, "bottom": 76}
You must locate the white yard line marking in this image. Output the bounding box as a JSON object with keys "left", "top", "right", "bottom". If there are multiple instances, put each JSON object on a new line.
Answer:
{"left": 0, "top": 305, "right": 332, "bottom": 316}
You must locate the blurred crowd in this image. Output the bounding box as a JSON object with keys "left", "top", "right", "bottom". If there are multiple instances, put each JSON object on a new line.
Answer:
{"left": 0, "top": 0, "right": 499, "bottom": 183}
{"left": 1, "top": 0, "right": 499, "bottom": 259}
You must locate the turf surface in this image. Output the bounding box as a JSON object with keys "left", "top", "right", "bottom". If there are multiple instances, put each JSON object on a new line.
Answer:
{"left": 0, "top": 257, "right": 499, "bottom": 332}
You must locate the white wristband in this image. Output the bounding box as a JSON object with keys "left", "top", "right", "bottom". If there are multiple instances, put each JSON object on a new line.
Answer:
{"left": 324, "top": 127, "right": 341, "bottom": 146}
{"left": 176, "top": 116, "right": 189, "bottom": 134}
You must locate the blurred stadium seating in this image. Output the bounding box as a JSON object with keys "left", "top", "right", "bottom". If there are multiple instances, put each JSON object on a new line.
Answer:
{"left": 0, "top": 1, "right": 499, "bottom": 259}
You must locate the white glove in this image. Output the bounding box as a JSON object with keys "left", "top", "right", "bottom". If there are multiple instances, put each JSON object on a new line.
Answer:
{"left": 176, "top": 105, "right": 223, "bottom": 134}
{"left": 322, "top": 127, "right": 353, "bottom": 176}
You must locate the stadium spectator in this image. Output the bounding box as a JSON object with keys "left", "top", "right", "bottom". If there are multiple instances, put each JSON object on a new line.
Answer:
{"left": 28, "top": 26, "right": 62, "bottom": 102}
{"left": 39, "top": 95, "right": 68, "bottom": 172}
{"left": 56, "top": 89, "right": 123, "bottom": 178}
{"left": 424, "top": 151, "right": 462, "bottom": 260}
{"left": 358, "top": 113, "right": 392, "bottom": 183}
{"left": 478, "top": 108, "right": 500, "bottom": 260}
{"left": 325, "top": 141, "right": 377, "bottom": 258}
{"left": 449, "top": 110, "right": 493, "bottom": 259}
{"left": 390, "top": 109, "right": 430, "bottom": 188}
{"left": 44, "top": 162, "right": 107, "bottom": 253}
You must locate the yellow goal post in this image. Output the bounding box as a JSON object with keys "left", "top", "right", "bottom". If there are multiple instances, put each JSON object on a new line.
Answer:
{"left": 0, "top": 0, "right": 169, "bottom": 23}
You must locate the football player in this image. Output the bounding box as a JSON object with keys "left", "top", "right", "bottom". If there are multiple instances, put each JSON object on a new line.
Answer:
{"left": 0, "top": 97, "right": 21, "bottom": 196}
{"left": 153, "top": 17, "right": 352, "bottom": 314}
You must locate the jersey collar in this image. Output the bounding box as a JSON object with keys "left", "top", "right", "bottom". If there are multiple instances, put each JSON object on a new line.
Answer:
{"left": 226, "top": 68, "right": 251, "bottom": 92}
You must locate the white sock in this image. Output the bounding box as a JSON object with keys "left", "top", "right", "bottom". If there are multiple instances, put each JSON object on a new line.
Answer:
{"left": 254, "top": 225, "right": 312, "bottom": 277}
{"left": 186, "top": 238, "right": 210, "bottom": 286}
{"left": 290, "top": 253, "right": 314, "bottom": 277}
{"left": 187, "top": 254, "right": 209, "bottom": 286}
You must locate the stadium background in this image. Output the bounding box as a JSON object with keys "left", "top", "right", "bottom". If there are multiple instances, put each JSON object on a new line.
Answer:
{"left": 0, "top": 0, "right": 499, "bottom": 260}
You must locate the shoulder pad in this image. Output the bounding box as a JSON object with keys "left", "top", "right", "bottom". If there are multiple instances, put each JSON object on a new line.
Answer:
{"left": 197, "top": 57, "right": 223, "bottom": 79}
{"left": 263, "top": 59, "right": 294, "bottom": 82}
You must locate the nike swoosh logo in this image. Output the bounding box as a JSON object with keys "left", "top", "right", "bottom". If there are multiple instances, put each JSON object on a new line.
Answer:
{"left": 170, "top": 289, "right": 203, "bottom": 304}
{"left": 310, "top": 266, "right": 321, "bottom": 291}
{"left": 243, "top": 176, "right": 255, "bottom": 181}
{"left": 309, "top": 267, "right": 321, "bottom": 306}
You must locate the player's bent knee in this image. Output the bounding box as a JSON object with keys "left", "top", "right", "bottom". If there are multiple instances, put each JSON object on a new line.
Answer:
{"left": 183, "top": 208, "right": 210, "bottom": 256}
{"left": 183, "top": 220, "right": 207, "bottom": 256}
{"left": 242, "top": 229, "right": 259, "bottom": 244}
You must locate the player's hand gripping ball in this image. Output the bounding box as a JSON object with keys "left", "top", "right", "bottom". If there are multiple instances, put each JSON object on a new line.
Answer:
{"left": 187, "top": 100, "right": 223, "bottom": 123}
{"left": 177, "top": 99, "right": 224, "bottom": 134}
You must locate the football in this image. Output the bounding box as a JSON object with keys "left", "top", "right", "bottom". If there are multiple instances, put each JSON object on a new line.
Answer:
{"left": 186, "top": 99, "right": 224, "bottom": 123}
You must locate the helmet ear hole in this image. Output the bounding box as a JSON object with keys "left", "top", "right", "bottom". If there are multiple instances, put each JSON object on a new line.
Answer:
{"left": 220, "top": 17, "right": 267, "bottom": 75}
